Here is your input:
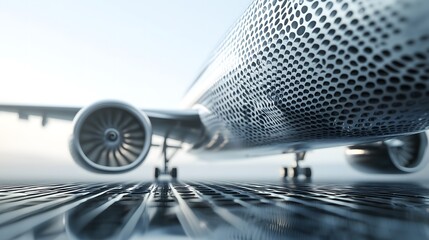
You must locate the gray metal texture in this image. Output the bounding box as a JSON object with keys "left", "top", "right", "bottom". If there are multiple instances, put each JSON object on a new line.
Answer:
{"left": 188, "top": 0, "right": 429, "bottom": 150}
{"left": 1, "top": 181, "right": 429, "bottom": 239}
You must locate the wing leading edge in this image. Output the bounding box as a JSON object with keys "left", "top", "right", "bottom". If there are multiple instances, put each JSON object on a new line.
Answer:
{"left": 0, "top": 104, "right": 205, "bottom": 144}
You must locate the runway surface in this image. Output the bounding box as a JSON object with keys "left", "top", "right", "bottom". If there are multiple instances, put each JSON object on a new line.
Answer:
{"left": 0, "top": 180, "right": 429, "bottom": 239}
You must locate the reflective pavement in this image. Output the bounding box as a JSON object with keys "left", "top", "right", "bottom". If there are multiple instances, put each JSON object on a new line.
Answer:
{"left": 0, "top": 181, "right": 429, "bottom": 239}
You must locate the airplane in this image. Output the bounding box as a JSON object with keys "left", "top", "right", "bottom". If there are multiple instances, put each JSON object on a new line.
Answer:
{"left": 1, "top": 0, "right": 429, "bottom": 179}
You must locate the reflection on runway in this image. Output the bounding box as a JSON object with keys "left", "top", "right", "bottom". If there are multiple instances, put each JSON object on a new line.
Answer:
{"left": 0, "top": 181, "right": 429, "bottom": 239}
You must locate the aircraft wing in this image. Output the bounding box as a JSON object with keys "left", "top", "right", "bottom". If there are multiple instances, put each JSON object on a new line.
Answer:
{"left": 0, "top": 104, "right": 205, "bottom": 144}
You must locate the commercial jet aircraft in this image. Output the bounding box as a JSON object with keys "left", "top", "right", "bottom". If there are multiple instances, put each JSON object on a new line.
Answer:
{"left": 1, "top": 0, "right": 429, "bottom": 178}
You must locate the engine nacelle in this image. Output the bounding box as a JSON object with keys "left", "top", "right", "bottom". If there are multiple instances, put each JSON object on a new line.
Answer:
{"left": 345, "top": 132, "right": 428, "bottom": 174}
{"left": 69, "top": 101, "right": 152, "bottom": 173}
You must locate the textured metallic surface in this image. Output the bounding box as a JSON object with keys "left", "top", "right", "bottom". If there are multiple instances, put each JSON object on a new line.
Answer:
{"left": 186, "top": 0, "right": 429, "bottom": 150}
{"left": 1, "top": 181, "right": 429, "bottom": 239}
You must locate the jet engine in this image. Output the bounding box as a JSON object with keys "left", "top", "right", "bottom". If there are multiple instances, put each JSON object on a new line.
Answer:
{"left": 69, "top": 101, "right": 152, "bottom": 173}
{"left": 345, "top": 132, "right": 428, "bottom": 174}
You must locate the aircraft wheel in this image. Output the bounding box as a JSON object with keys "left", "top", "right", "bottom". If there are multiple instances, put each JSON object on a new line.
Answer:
{"left": 304, "top": 167, "right": 312, "bottom": 178}
{"left": 154, "top": 167, "right": 160, "bottom": 179}
{"left": 282, "top": 167, "right": 289, "bottom": 178}
{"left": 171, "top": 167, "right": 178, "bottom": 179}
{"left": 292, "top": 167, "right": 299, "bottom": 178}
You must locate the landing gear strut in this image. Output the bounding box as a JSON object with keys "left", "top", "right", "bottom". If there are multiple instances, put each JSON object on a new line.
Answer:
{"left": 283, "top": 152, "right": 312, "bottom": 178}
{"left": 154, "top": 135, "right": 179, "bottom": 179}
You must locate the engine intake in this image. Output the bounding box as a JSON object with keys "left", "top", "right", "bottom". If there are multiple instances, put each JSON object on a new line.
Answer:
{"left": 70, "top": 101, "right": 152, "bottom": 173}
{"left": 345, "top": 132, "right": 428, "bottom": 174}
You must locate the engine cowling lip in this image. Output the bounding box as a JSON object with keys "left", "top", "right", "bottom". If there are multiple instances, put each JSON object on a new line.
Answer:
{"left": 386, "top": 132, "right": 429, "bottom": 173}
{"left": 345, "top": 132, "right": 429, "bottom": 174}
{"left": 71, "top": 100, "right": 152, "bottom": 173}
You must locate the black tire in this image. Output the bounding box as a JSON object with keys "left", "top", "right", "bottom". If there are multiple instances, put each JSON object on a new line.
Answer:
{"left": 304, "top": 168, "right": 312, "bottom": 178}
{"left": 282, "top": 167, "right": 288, "bottom": 178}
{"left": 292, "top": 167, "right": 299, "bottom": 178}
{"left": 154, "top": 167, "right": 160, "bottom": 179}
{"left": 171, "top": 167, "right": 178, "bottom": 179}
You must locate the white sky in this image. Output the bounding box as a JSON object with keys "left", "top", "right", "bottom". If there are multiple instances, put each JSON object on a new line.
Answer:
{"left": 0, "top": 0, "right": 252, "bottom": 108}
{"left": 0, "top": 0, "right": 428, "bottom": 182}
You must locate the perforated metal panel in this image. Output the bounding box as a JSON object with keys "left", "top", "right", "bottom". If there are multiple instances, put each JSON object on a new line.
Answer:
{"left": 186, "top": 0, "right": 429, "bottom": 150}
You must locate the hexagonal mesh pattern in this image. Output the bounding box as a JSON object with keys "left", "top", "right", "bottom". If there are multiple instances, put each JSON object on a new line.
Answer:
{"left": 190, "top": 0, "right": 429, "bottom": 149}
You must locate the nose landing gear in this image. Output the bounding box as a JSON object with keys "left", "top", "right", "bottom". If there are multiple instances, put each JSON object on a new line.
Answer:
{"left": 154, "top": 166, "right": 178, "bottom": 179}
{"left": 154, "top": 135, "right": 180, "bottom": 180}
{"left": 282, "top": 152, "right": 312, "bottom": 178}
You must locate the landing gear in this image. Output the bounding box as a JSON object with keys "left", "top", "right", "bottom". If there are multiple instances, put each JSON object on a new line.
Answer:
{"left": 154, "top": 167, "right": 161, "bottom": 179}
{"left": 154, "top": 167, "right": 178, "bottom": 179}
{"left": 170, "top": 167, "right": 178, "bottom": 179}
{"left": 154, "top": 135, "right": 179, "bottom": 179}
{"left": 283, "top": 152, "right": 312, "bottom": 178}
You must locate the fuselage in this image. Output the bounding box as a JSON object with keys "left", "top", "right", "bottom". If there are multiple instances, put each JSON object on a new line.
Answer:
{"left": 181, "top": 0, "right": 429, "bottom": 155}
